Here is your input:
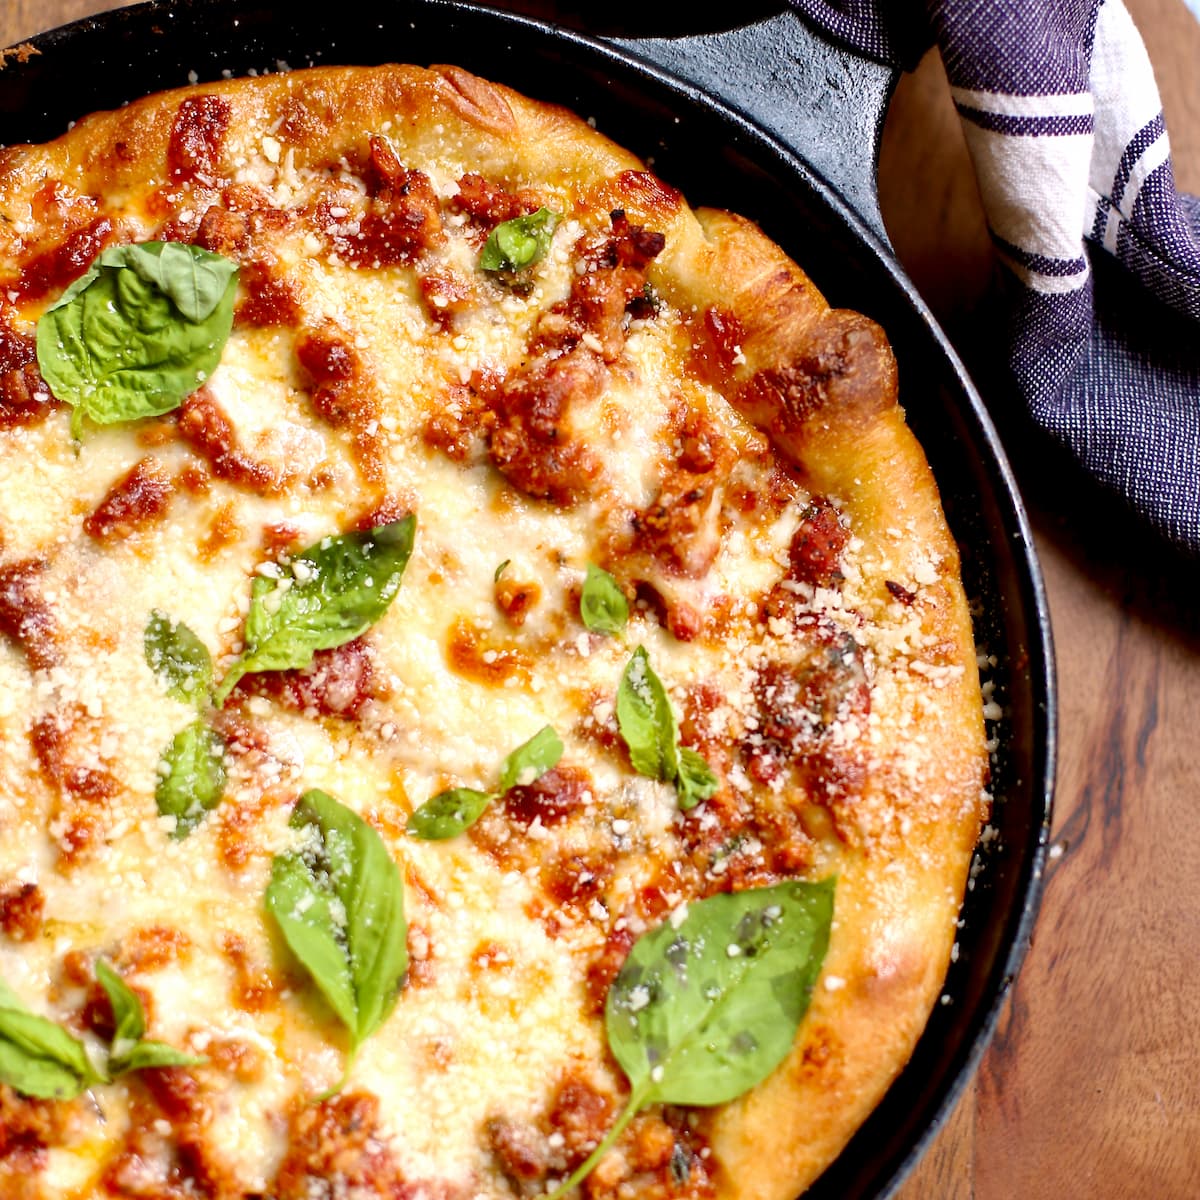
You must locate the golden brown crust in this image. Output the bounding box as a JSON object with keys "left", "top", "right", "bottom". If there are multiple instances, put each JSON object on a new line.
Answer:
{"left": 0, "top": 65, "right": 643, "bottom": 227}
{"left": 0, "top": 62, "right": 986, "bottom": 1200}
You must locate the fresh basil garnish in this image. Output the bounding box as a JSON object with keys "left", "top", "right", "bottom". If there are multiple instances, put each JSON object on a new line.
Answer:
{"left": 0, "top": 979, "right": 102, "bottom": 1100}
{"left": 616, "top": 647, "right": 717, "bottom": 809}
{"left": 405, "top": 788, "right": 492, "bottom": 841}
{"left": 265, "top": 790, "right": 408, "bottom": 1068}
{"left": 676, "top": 746, "right": 719, "bottom": 812}
{"left": 36, "top": 241, "right": 238, "bottom": 439}
{"left": 547, "top": 878, "right": 835, "bottom": 1199}
{"left": 213, "top": 515, "right": 416, "bottom": 706}
{"left": 497, "top": 725, "right": 564, "bottom": 792}
{"left": 95, "top": 960, "right": 146, "bottom": 1050}
{"left": 579, "top": 564, "right": 628, "bottom": 636}
{"left": 146, "top": 613, "right": 226, "bottom": 835}
{"left": 95, "top": 961, "right": 202, "bottom": 1075}
{"left": 155, "top": 719, "right": 227, "bottom": 838}
{"left": 616, "top": 647, "right": 675, "bottom": 780}
{"left": 608, "top": 879, "right": 835, "bottom": 1102}
{"left": 480, "top": 208, "right": 561, "bottom": 273}
{"left": 0, "top": 968, "right": 202, "bottom": 1101}
{"left": 145, "top": 611, "right": 212, "bottom": 706}
{"left": 407, "top": 725, "right": 563, "bottom": 841}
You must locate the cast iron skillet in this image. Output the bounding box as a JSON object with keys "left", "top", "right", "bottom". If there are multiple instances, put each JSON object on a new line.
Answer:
{"left": 0, "top": 3, "right": 1056, "bottom": 1197}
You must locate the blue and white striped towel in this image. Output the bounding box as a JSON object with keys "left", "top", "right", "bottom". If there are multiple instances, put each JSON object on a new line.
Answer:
{"left": 792, "top": 0, "right": 1200, "bottom": 554}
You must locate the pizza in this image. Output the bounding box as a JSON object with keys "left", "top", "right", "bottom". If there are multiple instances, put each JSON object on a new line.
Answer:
{"left": 0, "top": 59, "right": 988, "bottom": 1200}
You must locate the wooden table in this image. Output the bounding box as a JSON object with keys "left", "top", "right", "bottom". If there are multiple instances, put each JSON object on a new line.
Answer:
{"left": 4, "top": 2, "right": 1198, "bottom": 1196}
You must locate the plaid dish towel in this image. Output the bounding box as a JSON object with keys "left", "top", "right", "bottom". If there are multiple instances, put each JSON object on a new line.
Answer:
{"left": 791, "top": 0, "right": 1200, "bottom": 554}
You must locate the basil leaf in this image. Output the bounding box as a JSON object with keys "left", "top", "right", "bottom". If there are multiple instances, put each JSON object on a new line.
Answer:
{"left": 676, "top": 747, "right": 719, "bottom": 811}
{"left": 0, "top": 979, "right": 100, "bottom": 1100}
{"left": 111, "top": 1039, "right": 203, "bottom": 1073}
{"left": 0, "top": 1040, "right": 90, "bottom": 1101}
{"left": 407, "top": 726, "right": 564, "bottom": 842}
{"left": 155, "top": 719, "right": 227, "bottom": 838}
{"left": 214, "top": 516, "right": 416, "bottom": 706}
{"left": 116, "top": 240, "right": 237, "bottom": 322}
{"left": 265, "top": 849, "right": 357, "bottom": 1031}
{"left": 480, "top": 208, "right": 561, "bottom": 272}
{"left": 36, "top": 241, "right": 238, "bottom": 439}
{"left": 546, "top": 879, "right": 835, "bottom": 1200}
{"left": 145, "top": 611, "right": 212, "bottom": 705}
{"left": 580, "top": 564, "right": 628, "bottom": 636}
{"left": 497, "top": 725, "right": 563, "bottom": 793}
{"left": 616, "top": 647, "right": 718, "bottom": 809}
{"left": 607, "top": 878, "right": 834, "bottom": 1105}
{"left": 494, "top": 559, "right": 511, "bottom": 581}
{"left": 95, "top": 960, "right": 202, "bottom": 1075}
{"left": 94, "top": 961, "right": 145, "bottom": 1046}
{"left": 406, "top": 788, "right": 492, "bottom": 841}
{"left": 266, "top": 790, "right": 408, "bottom": 1050}
{"left": 616, "top": 646, "right": 678, "bottom": 782}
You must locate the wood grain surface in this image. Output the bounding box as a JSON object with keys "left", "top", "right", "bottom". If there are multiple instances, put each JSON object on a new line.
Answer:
{"left": 3, "top": 3, "right": 1199, "bottom": 1198}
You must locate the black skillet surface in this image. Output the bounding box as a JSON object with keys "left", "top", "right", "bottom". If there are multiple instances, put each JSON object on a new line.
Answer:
{"left": 0, "top": 3, "right": 1056, "bottom": 1198}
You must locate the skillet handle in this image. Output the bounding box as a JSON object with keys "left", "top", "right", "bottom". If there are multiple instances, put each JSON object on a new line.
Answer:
{"left": 609, "top": 10, "right": 898, "bottom": 246}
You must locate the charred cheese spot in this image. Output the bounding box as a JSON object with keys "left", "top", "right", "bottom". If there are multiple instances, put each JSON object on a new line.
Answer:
{"left": 446, "top": 616, "right": 531, "bottom": 687}
{"left": 167, "top": 94, "right": 232, "bottom": 185}
{"left": 8, "top": 216, "right": 114, "bottom": 304}
{"left": 0, "top": 558, "right": 57, "bottom": 668}
{"left": 0, "top": 327, "right": 57, "bottom": 430}
{"left": 494, "top": 574, "right": 541, "bottom": 627}
{"left": 116, "top": 926, "right": 192, "bottom": 973}
{"left": 220, "top": 931, "right": 282, "bottom": 1014}
{"left": 178, "top": 389, "right": 287, "bottom": 496}
{"left": 235, "top": 257, "right": 303, "bottom": 328}
{"left": 295, "top": 321, "right": 385, "bottom": 484}
{"left": 0, "top": 1085, "right": 76, "bottom": 1185}
{"left": 273, "top": 1092, "right": 414, "bottom": 1200}
{"left": 198, "top": 498, "right": 244, "bottom": 561}
{"left": 232, "top": 637, "right": 379, "bottom": 719}
{"left": 451, "top": 172, "right": 543, "bottom": 227}
{"left": 83, "top": 457, "right": 174, "bottom": 544}
{"left": 0, "top": 883, "right": 43, "bottom": 942}
{"left": 329, "top": 135, "right": 445, "bottom": 269}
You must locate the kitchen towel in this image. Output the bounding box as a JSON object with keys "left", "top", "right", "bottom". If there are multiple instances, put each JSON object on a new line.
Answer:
{"left": 792, "top": 0, "right": 1200, "bottom": 554}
